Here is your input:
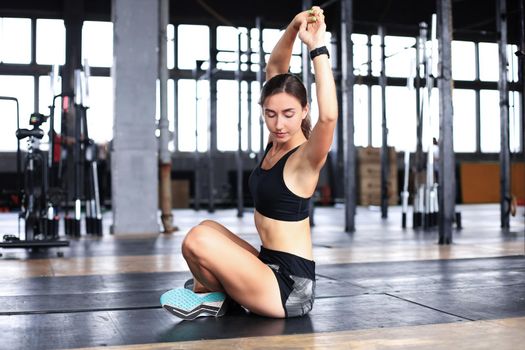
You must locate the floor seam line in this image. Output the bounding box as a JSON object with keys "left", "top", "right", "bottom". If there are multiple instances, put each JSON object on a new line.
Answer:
{"left": 0, "top": 305, "right": 162, "bottom": 316}
{"left": 383, "top": 292, "right": 476, "bottom": 321}
{"left": 315, "top": 273, "right": 368, "bottom": 289}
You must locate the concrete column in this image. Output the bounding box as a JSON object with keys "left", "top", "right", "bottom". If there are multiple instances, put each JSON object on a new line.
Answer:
{"left": 437, "top": 0, "right": 455, "bottom": 244}
{"left": 111, "top": 0, "right": 159, "bottom": 234}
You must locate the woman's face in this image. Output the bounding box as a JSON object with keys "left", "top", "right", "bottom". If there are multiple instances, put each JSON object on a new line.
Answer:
{"left": 262, "top": 92, "right": 308, "bottom": 143}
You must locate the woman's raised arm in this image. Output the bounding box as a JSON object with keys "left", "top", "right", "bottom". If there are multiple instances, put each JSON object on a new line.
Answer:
{"left": 265, "top": 10, "right": 317, "bottom": 81}
{"left": 299, "top": 8, "right": 338, "bottom": 170}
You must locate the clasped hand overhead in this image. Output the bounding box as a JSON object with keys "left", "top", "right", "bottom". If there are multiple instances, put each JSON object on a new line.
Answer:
{"left": 293, "top": 6, "right": 326, "bottom": 51}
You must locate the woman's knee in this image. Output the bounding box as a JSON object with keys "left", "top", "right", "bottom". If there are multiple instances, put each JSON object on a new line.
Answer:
{"left": 198, "top": 219, "right": 220, "bottom": 229}
{"left": 181, "top": 225, "right": 215, "bottom": 260}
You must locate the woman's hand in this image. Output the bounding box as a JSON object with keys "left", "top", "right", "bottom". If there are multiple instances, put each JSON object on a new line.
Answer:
{"left": 297, "top": 6, "right": 326, "bottom": 51}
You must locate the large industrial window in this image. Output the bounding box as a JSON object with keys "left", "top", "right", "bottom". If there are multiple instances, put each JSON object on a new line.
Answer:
{"left": 0, "top": 17, "right": 31, "bottom": 64}
{"left": 507, "top": 44, "right": 519, "bottom": 82}
{"left": 177, "top": 79, "right": 209, "bottom": 152}
{"left": 480, "top": 89, "right": 500, "bottom": 152}
{"left": 353, "top": 84, "right": 369, "bottom": 147}
{"left": 0, "top": 18, "right": 34, "bottom": 151}
{"left": 176, "top": 25, "right": 209, "bottom": 151}
{"left": 167, "top": 24, "right": 175, "bottom": 69}
{"left": 385, "top": 36, "right": 416, "bottom": 78}
{"left": 452, "top": 89, "right": 476, "bottom": 152}
{"left": 0, "top": 19, "right": 522, "bottom": 155}
{"left": 250, "top": 81, "right": 267, "bottom": 152}
{"left": 352, "top": 34, "right": 369, "bottom": 76}
{"left": 509, "top": 91, "right": 522, "bottom": 153}
{"left": 88, "top": 77, "right": 114, "bottom": 143}
{"left": 370, "top": 85, "right": 438, "bottom": 151}
{"left": 370, "top": 35, "right": 381, "bottom": 77}
{"left": 370, "top": 85, "right": 382, "bottom": 147}
{"left": 452, "top": 41, "right": 475, "bottom": 81}
{"left": 0, "top": 76, "right": 34, "bottom": 151}
{"left": 217, "top": 80, "right": 240, "bottom": 151}
{"left": 248, "top": 28, "right": 262, "bottom": 73}
{"left": 263, "top": 28, "right": 302, "bottom": 74}
{"left": 217, "top": 26, "right": 249, "bottom": 71}
{"left": 177, "top": 25, "right": 209, "bottom": 70}
{"left": 478, "top": 42, "right": 499, "bottom": 82}
{"left": 385, "top": 86, "right": 418, "bottom": 151}
{"left": 82, "top": 21, "right": 113, "bottom": 67}
{"left": 479, "top": 88, "right": 521, "bottom": 154}
{"left": 36, "top": 19, "right": 66, "bottom": 65}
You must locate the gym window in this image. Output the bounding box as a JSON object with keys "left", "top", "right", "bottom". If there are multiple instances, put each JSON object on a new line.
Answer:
{"left": 452, "top": 41, "right": 475, "bottom": 81}
{"left": 177, "top": 24, "right": 209, "bottom": 70}
{"left": 36, "top": 19, "right": 66, "bottom": 65}
{"left": 0, "top": 75, "right": 34, "bottom": 151}
{"left": 82, "top": 21, "right": 113, "bottom": 67}
{"left": 0, "top": 17, "right": 31, "bottom": 64}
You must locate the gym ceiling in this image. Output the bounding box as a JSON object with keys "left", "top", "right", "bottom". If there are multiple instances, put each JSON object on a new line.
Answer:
{"left": 0, "top": 0, "right": 521, "bottom": 44}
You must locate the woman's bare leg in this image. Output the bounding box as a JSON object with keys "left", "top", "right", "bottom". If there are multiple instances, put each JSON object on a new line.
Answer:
{"left": 182, "top": 224, "right": 285, "bottom": 318}
{"left": 186, "top": 220, "right": 259, "bottom": 292}
{"left": 198, "top": 219, "right": 259, "bottom": 255}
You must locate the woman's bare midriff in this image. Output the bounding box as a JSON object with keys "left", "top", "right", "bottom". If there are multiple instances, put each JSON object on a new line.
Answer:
{"left": 254, "top": 210, "right": 313, "bottom": 260}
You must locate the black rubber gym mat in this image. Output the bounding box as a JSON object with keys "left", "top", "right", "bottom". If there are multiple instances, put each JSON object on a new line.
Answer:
{"left": 0, "top": 275, "right": 366, "bottom": 314}
{"left": 0, "top": 293, "right": 464, "bottom": 350}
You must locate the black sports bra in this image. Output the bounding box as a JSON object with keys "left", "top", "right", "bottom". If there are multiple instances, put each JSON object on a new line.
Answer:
{"left": 248, "top": 143, "right": 311, "bottom": 221}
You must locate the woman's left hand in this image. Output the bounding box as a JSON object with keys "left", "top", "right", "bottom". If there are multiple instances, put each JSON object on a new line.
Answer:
{"left": 298, "top": 6, "right": 326, "bottom": 51}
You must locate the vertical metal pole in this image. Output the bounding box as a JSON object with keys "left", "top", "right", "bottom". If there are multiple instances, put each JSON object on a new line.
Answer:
{"left": 256, "top": 17, "right": 266, "bottom": 157}
{"left": 73, "top": 69, "right": 83, "bottom": 237}
{"left": 341, "top": 0, "right": 356, "bottom": 232}
{"left": 519, "top": 0, "right": 525, "bottom": 158}
{"left": 193, "top": 64, "right": 201, "bottom": 211}
{"left": 173, "top": 22, "right": 179, "bottom": 152}
{"left": 367, "top": 34, "right": 373, "bottom": 146}
{"left": 415, "top": 24, "right": 424, "bottom": 172}
{"left": 334, "top": 31, "right": 345, "bottom": 202}
{"left": 497, "top": 0, "right": 510, "bottom": 229}
{"left": 208, "top": 26, "right": 217, "bottom": 213}
{"left": 63, "top": 0, "right": 83, "bottom": 217}
{"left": 302, "top": 0, "right": 315, "bottom": 227}
{"left": 302, "top": 0, "right": 313, "bottom": 93}
{"left": 425, "top": 16, "right": 437, "bottom": 229}
{"left": 437, "top": 0, "right": 455, "bottom": 244}
{"left": 475, "top": 42, "right": 481, "bottom": 153}
{"left": 413, "top": 23, "right": 426, "bottom": 229}
{"left": 158, "top": 0, "right": 175, "bottom": 233}
{"left": 236, "top": 31, "right": 244, "bottom": 218}
{"left": 32, "top": 19, "right": 39, "bottom": 114}
{"left": 247, "top": 30, "right": 253, "bottom": 152}
{"left": 248, "top": 81, "right": 253, "bottom": 152}
{"left": 379, "top": 26, "right": 389, "bottom": 219}
{"left": 173, "top": 77, "right": 178, "bottom": 151}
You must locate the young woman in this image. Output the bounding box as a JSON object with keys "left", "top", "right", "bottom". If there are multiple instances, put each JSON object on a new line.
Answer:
{"left": 160, "top": 6, "right": 337, "bottom": 320}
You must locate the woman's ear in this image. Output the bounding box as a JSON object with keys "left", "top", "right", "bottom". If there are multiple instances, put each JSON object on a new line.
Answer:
{"left": 302, "top": 104, "right": 309, "bottom": 120}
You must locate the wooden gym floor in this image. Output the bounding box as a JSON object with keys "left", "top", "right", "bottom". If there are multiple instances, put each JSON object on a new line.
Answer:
{"left": 0, "top": 204, "right": 524, "bottom": 350}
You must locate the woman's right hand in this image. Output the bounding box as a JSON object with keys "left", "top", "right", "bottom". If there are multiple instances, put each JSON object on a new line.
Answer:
{"left": 292, "top": 6, "right": 322, "bottom": 31}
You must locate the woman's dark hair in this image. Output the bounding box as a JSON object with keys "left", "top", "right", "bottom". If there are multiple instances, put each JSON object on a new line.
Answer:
{"left": 259, "top": 73, "right": 311, "bottom": 139}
